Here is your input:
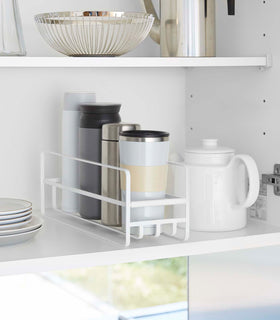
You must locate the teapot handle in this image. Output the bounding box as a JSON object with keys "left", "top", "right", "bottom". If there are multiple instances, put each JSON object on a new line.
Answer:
{"left": 231, "top": 155, "right": 260, "bottom": 208}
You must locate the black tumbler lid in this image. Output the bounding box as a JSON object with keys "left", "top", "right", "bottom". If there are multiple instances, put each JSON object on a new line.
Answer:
{"left": 120, "top": 130, "right": 169, "bottom": 142}
{"left": 80, "top": 103, "right": 121, "bottom": 114}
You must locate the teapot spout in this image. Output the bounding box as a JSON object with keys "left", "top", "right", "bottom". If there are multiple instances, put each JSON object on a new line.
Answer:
{"left": 141, "top": 0, "right": 160, "bottom": 44}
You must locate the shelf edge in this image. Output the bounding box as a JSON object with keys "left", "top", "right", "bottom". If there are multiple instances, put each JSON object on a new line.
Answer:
{"left": 0, "top": 56, "right": 269, "bottom": 68}
{"left": 0, "top": 231, "right": 279, "bottom": 276}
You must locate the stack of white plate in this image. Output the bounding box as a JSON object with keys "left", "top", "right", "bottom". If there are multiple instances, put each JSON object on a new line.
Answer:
{"left": 0, "top": 198, "right": 43, "bottom": 246}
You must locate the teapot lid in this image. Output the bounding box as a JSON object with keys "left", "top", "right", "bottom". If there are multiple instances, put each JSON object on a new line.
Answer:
{"left": 186, "top": 139, "right": 234, "bottom": 154}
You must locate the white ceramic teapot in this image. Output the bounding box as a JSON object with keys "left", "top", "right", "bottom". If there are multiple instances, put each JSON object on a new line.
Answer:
{"left": 185, "top": 139, "right": 260, "bottom": 232}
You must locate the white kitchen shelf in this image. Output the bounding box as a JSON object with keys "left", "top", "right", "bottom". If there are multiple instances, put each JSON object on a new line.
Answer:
{"left": 6, "top": 152, "right": 273, "bottom": 277}
{"left": 0, "top": 210, "right": 280, "bottom": 276}
{"left": 0, "top": 56, "right": 271, "bottom": 68}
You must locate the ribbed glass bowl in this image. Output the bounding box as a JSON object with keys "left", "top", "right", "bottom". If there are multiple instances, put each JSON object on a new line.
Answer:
{"left": 34, "top": 11, "right": 154, "bottom": 57}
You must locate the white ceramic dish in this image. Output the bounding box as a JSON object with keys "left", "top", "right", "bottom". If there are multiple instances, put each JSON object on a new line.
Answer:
{"left": 0, "top": 216, "right": 32, "bottom": 230}
{"left": 0, "top": 198, "right": 32, "bottom": 215}
{"left": 0, "top": 212, "right": 32, "bottom": 225}
{"left": 0, "top": 209, "right": 32, "bottom": 220}
{"left": 0, "top": 216, "right": 42, "bottom": 236}
{"left": 0, "top": 225, "right": 42, "bottom": 246}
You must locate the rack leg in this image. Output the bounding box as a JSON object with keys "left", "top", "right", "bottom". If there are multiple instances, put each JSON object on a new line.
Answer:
{"left": 52, "top": 186, "right": 57, "bottom": 210}
{"left": 184, "top": 167, "right": 190, "bottom": 241}
{"left": 40, "top": 153, "right": 45, "bottom": 215}
{"left": 125, "top": 171, "right": 131, "bottom": 246}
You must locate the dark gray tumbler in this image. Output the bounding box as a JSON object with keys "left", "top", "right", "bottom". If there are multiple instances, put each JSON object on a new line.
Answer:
{"left": 79, "top": 103, "right": 121, "bottom": 219}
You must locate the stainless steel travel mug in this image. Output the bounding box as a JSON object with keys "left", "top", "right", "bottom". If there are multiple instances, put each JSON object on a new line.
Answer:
{"left": 101, "top": 123, "right": 141, "bottom": 226}
{"left": 79, "top": 103, "right": 121, "bottom": 219}
{"left": 119, "top": 130, "right": 170, "bottom": 235}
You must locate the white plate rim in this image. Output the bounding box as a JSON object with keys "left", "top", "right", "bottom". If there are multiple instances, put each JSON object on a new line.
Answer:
{"left": 0, "top": 216, "right": 43, "bottom": 236}
{"left": 0, "top": 198, "right": 32, "bottom": 214}
{"left": 0, "top": 209, "right": 32, "bottom": 220}
{"left": 0, "top": 213, "right": 32, "bottom": 225}
{"left": 0, "top": 225, "right": 43, "bottom": 246}
{"left": 0, "top": 216, "right": 32, "bottom": 230}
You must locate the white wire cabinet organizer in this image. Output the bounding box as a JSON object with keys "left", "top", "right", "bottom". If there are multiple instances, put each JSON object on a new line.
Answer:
{"left": 41, "top": 152, "right": 190, "bottom": 246}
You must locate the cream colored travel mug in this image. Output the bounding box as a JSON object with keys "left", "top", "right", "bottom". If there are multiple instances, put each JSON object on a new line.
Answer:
{"left": 119, "top": 130, "right": 170, "bottom": 236}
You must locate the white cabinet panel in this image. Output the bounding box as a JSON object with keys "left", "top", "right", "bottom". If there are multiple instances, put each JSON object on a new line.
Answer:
{"left": 189, "top": 247, "right": 280, "bottom": 320}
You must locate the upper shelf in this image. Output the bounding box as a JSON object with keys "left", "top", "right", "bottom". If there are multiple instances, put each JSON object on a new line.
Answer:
{"left": 1, "top": 209, "right": 280, "bottom": 276}
{"left": 0, "top": 56, "right": 271, "bottom": 68}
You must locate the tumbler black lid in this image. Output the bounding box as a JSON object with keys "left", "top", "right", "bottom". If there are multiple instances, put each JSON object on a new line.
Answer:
{"left": 80, "top": 103, "right": 121, "bottom": 114}
{"left": 120, "top": 130, "right": 169, "bottom": 142}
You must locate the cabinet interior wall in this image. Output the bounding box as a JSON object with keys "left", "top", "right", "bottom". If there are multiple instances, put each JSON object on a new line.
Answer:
{"left": 2, "top": 0, "right": 278, "bottom": 222}
{"left": 187, "top": 0, "right": 279, "bottom": 226}
{"left": 189, "top": 1, "right": 280, "bottom": 319}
